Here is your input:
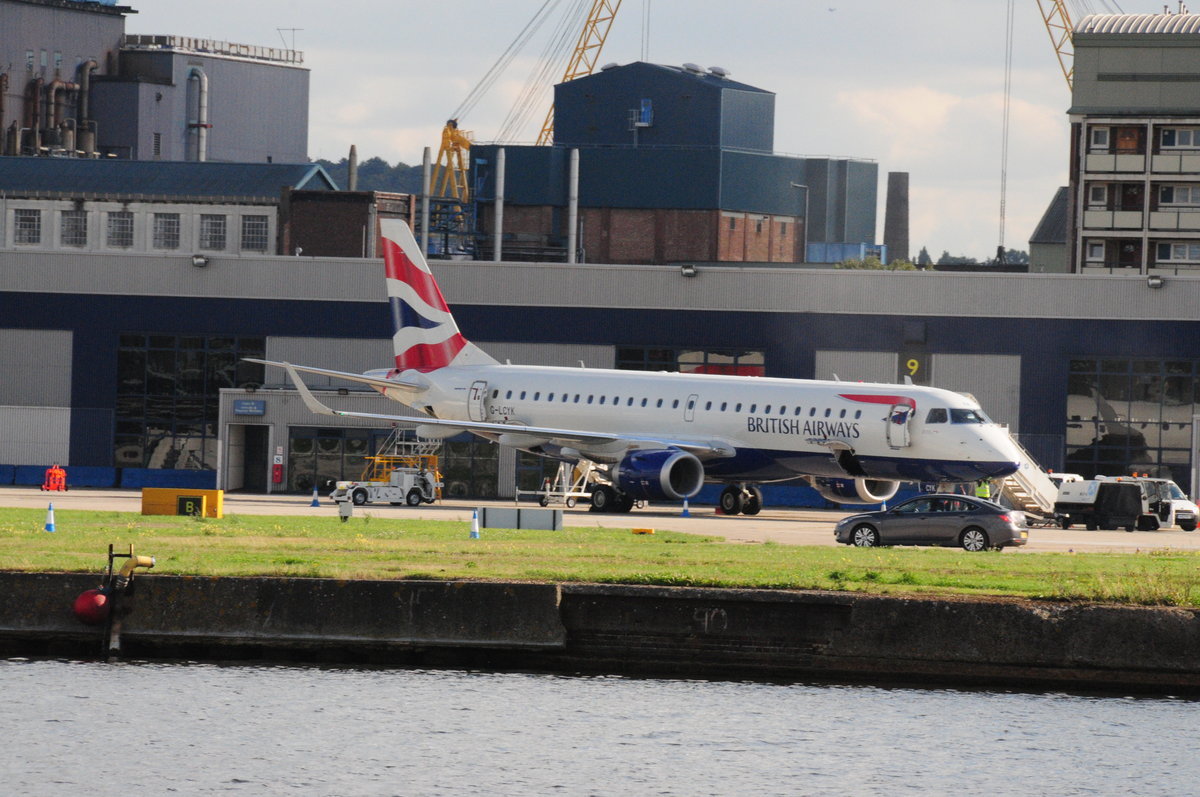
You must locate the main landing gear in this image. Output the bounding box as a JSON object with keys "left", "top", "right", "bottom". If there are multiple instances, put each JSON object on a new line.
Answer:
{"left": 589, "top": 484, "right": 636, "bottom": 513}
{"left": 719, "top": 484, "right": 763, "bottom": 516}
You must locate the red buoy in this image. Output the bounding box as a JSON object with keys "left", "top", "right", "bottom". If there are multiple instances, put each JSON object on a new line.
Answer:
{"left": 73, "top": 589, "right": 109, "bottom": 625}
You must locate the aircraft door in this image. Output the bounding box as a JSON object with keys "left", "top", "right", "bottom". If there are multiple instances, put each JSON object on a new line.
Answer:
{"left": 468, "top": 380, "right": 488, "bottom": 422}
{"left": 684, "top": 393, "right": 699, "bottom": 422}
{"left": 886, "top": 403, "right": 912, "bottom": 448}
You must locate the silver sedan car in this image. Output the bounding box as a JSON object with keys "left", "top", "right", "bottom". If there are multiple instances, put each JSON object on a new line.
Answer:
{"left": 834, "top": 494, "right": 1029, "bottom": 551}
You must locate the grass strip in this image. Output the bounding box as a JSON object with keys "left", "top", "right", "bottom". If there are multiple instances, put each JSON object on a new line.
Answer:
{"left": 2, "top": 508, "right": 1199, "bottom": 606}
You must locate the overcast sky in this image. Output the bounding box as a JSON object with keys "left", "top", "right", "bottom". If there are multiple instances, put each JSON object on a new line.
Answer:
{"left": 126, "top": 0, "right": 1148, "bottom": 260}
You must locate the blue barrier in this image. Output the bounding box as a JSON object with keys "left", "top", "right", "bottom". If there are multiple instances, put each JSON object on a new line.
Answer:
{"left": 59, "top": 467, "right": 118, "bottom": 488}
{"left": 692, "top": 483, "right": 926, "bottom": 511}
{"left": 14, "top": 466, "right": 49, "bottom": 486}
{"left": 120, "top": 469, "right": 217, "bottom": 489}
{"left": 0, "top": 466, "right": 13, "bottom": 486}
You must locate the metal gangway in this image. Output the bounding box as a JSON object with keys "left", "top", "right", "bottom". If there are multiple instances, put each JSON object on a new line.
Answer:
{"left": 997, "top": 433, "right": 1059, "bottom": 520}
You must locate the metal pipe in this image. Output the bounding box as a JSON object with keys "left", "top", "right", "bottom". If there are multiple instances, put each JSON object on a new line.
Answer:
{"left": 188, "top": 67, "right": 209, "bottom": 162}
{"left": 494, "top": 147, "right": 505, "bottom": 262}
{"left": 567, "top": 148, "right": 579, "bottom": 264}
{"left": 421, "top": 146, "right": 432, "bottom": 256}
{"left": 76, "top": 60, "right": 97, "bottom": 122}
{"left": 348, "top": 144, "right": 358, "bottom": 191}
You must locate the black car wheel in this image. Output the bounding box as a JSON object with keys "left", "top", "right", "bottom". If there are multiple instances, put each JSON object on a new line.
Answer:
{"left": 406, "top": 488, "right": 423, "bottom": 507}
{"left": 351, "top": 489, "right": 368, "bottom": 506}
{"left": 851, "top": 524, "right": 880, "bottom": 547}
{"left": 960, "top": 526, "right": 990, "bottom": 551}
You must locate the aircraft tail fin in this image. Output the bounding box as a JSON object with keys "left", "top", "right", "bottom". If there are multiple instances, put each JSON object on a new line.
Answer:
{"left": 380, "top": 219, "right": 496, "bottom": 372}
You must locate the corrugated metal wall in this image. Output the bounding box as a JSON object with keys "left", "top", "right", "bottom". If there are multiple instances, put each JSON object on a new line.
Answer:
{"left": 932, "top": 354, "right": 1022, "bottom": 432}
{"left": 0, "top": 329, "right": 71, "bottom": 405}
{"left": 815, "top": 350, "right": 896, "bottom": 383}
{"left": 1, "top": 406, "right": 70, "bottom": 465}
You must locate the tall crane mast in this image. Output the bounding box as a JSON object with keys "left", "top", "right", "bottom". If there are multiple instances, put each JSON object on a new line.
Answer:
{"left": 535, "top": 0, "right": 623, "bottom": 146}
{"left": 432, "top": 0, "right": 623, "bottom": 206}
{"left": 1036, "top": 0, "right": 1076, "bottom": 90}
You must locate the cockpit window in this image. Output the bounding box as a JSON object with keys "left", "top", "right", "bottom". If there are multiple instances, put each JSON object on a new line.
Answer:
{"left": 926, "top": 408, "right": 948, "bottom": 424}
{"left": 950, "top": 408, "right": 989, "bottom": 424}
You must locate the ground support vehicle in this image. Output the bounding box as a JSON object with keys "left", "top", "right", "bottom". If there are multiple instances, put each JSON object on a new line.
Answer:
{"left": 330, "top": 468, "right": 441, "bottom": 507}
{"left": 1054, "top": 479, "right": 1145, "bottom": 531}
{"left": 1128, "top": 477, "right": 1198, "bottom": 531}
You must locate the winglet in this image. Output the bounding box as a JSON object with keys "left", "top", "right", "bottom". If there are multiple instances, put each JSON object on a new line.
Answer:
{"left": 284, "top": 363, "right": 338, "bottom": 416}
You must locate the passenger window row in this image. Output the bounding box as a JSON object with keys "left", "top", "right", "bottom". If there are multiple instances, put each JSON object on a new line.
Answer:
{"left": 488, "top": 387, "right": 862, "bottom": 419}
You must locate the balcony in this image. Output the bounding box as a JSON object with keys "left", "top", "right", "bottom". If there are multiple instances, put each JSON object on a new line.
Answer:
{"left": 1082, "top": 209, "right": 1144, "bottom": 229}
{"left": 1149, "top": 210, "right": 1200, "bottom": 231}
{"left": 1152, "top": 152, "right": 1200, "bottom": 174}
{"left": 1085, "top": 153, "right": 1146, "bottom": 173}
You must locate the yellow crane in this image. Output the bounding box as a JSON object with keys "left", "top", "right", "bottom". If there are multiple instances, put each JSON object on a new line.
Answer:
{"left": 1035, "top": 0, "right": 1076, "bottom": 90}
{"left": 535, "top": 0, "right": 623, "bottom": 146}
{"left": 432, "top": 0, "right": 623, "bottom": 205}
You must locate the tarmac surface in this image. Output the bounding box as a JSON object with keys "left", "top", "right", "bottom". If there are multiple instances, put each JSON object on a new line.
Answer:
{"left": 7, "top": 486, "right": 1200, "bottom": 554}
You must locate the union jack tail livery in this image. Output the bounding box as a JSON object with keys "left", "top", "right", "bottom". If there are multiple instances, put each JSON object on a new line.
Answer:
{"left": 381, "top": 219, "right": 495, "bottom": 373}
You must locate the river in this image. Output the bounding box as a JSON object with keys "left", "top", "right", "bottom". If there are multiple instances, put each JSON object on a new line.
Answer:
{"left": 1, "top": 659, "right": 1195, "bottom": 796}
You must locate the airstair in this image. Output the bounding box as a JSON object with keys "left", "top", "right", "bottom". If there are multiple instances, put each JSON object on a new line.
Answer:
{"left": 997, "top": 433, "right": 1059, "bottom": 518}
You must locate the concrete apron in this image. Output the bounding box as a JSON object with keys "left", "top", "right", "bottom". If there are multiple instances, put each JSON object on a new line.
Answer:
{"left": 3, "top": 573, "right": 1199, "bottom": 694}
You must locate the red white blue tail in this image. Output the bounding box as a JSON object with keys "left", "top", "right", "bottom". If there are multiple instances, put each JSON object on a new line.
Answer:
{"left": 380, "top": 219, "right": 496, "bottom": 372}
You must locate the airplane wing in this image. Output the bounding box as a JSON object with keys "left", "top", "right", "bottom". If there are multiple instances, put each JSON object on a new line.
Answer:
{"left": 243, "top": 358, "right": 426, "bottom": 393}
{"left": 281, "top": 364, "right": 734, "bottom": 459}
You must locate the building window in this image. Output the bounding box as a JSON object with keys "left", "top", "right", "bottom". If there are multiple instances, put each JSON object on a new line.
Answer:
{"left": 152, "top": 133, "right": 162, "bottom": 159}
{"left": 105, "top": 211, "right": 134, "bottom": 248}
{"left": 1156, "top": 242, "right": 1200, "bottom": 263}
{"left": 1161, "top": 128, "right": 1200, "bottom": 149}
{"left": 240, "top": 215, "right": 270, "bottom": 252}
{"left": 14, "top": 209, "right": 41, "bottom": 245}
{"left": 1090, "top": 127, "right": 1110, "bottom": 151}
{"left": 60, "top": 210, "right": 88, "bottom": 247}
{"left": 1085, "top": 241, "right": 1105, "bottom": 262}
{"left": 616, "top": 347, "right": 765, "bottom": 376}
{"left": 199, "top": 214, "right": 227, "bottom": 251}
{"left": 1087, "top": 184, "right": 1108, "bottom": 208}
{"left": 780, "top": 222, "right": 787, "bottom": 237}
{"left": 115, "top": 334, "right": 265, "bottom": 471}
{"left": 153, "top": 213, "right": 181, "bottom": 250}
{"left": 1066, "top": 358, "right": 1198, "bottom": 486}
{"left": 1158, "top": 185, "right": 1200, "bottom": 207}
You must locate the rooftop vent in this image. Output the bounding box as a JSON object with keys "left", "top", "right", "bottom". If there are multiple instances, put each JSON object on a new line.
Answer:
{"left": 708, "top": 66, "right": 730, "bottom": 77}
{"left": 600, "top": 62, "right": 619, "bottom": 71}
{"left": 682, "top": 62, "right": 704, "bottom": 74}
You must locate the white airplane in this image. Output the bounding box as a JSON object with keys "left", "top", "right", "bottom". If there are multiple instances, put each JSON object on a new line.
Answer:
{"left": 249, "top": 219, "right": 1023, "bottom": 514}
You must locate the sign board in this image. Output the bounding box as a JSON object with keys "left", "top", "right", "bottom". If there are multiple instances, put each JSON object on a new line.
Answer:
{"left": 176, "top": 495, "right": 205, "bottom": 516}
{"left": 233, "top": 399, "right": 266, "bottom": 416}
{"left": 272, "top": 454, "right": 284, "bottom": 465}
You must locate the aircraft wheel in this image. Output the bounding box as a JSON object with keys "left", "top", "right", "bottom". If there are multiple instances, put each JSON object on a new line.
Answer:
{"left": 617, "top": 493, "right": 635, "bottom": 513}
{"left": 720, "top": 486, "right": 745, "bottom": 515}
{"left": 743, "top": 486, "right": 763, "bottom": 516}
{"left": 591, "top": 485, "right": 617, "bottom": 512}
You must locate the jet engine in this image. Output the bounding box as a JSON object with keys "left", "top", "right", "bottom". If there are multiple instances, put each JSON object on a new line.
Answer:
{"left": 812, "top": 476, "right": 901, "bottom": 504}
{"left": 613, "top": 449, "right": 705, "bottom": 501}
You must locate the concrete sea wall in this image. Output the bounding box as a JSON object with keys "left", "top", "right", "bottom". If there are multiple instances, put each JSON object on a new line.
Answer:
{"left": 2, "top": 573, "right": 1198, "bottom": 693}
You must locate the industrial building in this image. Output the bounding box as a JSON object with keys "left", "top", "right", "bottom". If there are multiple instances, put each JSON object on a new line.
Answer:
{"left": 0, "top": 0, "right": 308, "bottom": 162}
{"left": 470, "top": 62, "right": 883, "bottom": 266}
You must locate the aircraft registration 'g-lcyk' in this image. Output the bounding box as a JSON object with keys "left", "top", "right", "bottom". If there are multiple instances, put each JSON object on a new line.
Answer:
{"left": 248, "top": 220, "right": 1023, "bottom": 515}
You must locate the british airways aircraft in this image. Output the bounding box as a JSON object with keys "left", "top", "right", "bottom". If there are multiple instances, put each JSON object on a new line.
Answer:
{"left": 249, "top": 219, "right": 1022, "bottom": 514}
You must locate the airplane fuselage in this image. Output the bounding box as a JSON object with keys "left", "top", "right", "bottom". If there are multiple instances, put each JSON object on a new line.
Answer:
{"left": 369, "top": 363, "right": 1023, "bottom": 485}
